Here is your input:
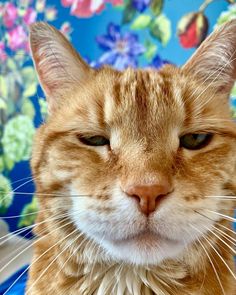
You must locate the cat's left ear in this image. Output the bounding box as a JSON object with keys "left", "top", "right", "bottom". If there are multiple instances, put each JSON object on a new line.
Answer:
{"left": 30, "top": 22, "right": 93, "bottom": 113}
{"left": 182, "top": 20, "right": 236, "bottom": 96}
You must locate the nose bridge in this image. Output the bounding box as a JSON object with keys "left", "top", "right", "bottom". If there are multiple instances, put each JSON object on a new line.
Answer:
{"left": 120, "top": 149, "right": 172, "bottom": 186}
{"left": 120, "top": 150, "right": 173, "bottom": 215}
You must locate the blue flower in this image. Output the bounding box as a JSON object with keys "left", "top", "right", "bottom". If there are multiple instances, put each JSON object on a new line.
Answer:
{"left": 150, "top": 54, "right": 171, "bottom": 69}
{"left": 132, "top": 0, "right": 151, "bottom": 12}
{"left": 96, "top": 23, "right": 145, "bottom": 70}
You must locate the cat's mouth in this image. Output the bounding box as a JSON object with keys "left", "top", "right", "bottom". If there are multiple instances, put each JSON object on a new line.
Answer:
{"left": 102, "top": 229, "right": 184, "bottom": 265}
{"left": 111, "top": 230, "right": 177, "bottom": 245}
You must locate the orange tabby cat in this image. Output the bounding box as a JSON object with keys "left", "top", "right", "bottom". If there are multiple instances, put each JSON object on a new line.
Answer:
{"left": 26, "top": 20, "right": 236, "bottom": 294}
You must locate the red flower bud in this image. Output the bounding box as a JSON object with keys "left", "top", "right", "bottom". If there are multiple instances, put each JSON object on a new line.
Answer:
{"left": 177, "top": 12, "right": 208, "bottom": 49}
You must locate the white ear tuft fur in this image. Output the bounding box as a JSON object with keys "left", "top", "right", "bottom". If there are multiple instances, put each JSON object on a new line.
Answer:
{"left": 183, "top": 20, "right": 236, "bottom": 95}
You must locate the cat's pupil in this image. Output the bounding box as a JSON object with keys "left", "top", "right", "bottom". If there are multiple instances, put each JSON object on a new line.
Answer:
{"left": 79, "top": 135, "right": 110, "bottom": 146}
{"left": 180, "top": 133, "right": 213, "bottom": 150}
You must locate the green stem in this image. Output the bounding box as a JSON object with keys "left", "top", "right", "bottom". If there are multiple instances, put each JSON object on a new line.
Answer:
{"left": 199, "top": 0, "right": 216, "bottom": 12}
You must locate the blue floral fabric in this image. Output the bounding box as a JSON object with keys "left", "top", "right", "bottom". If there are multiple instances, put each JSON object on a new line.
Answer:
{"left": 0, "top": 266, "right": 28, "bottom": 295}
{"left": 0, "top": 1, "right": 235, "bottom": 293}
{"left": 0, "top": 0, "right": 236, "bottom": 232}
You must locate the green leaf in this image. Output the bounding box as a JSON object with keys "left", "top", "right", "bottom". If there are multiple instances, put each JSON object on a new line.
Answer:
{"left": 36, "top": 0, "right": 45, "bottom": 12}
{"left": 0, "top": 98, "right": 6, "bottom": 110}
{"left": 122, "top": 1, "right": 136, "bottom": 24}
{"left": 0, "top": 76, "right": 8, "bottom": 98}
{"left": 21, "top": 98, "right": 35, "bottom": 119}
{"left": 21, "top": 67, "right": 38, "bottom": 97}
{"left": 144, "top": 40, "right": 158, "bottom": 61}
{"left": 17, "top": 8, "right": 26, "bottom": 17}
{"left": 39, "top": 98, "right": 48, "bottom": 120}
{"left": 2, "top": 115, "right": 35, "bottom": 166}
{"left": 21, "top": 67, "right": 37, "bottom": 86}
{"left": 0, "top": 174, "right": 13, "bottom": 213}
{"left": 6, "top": 58, "right": 17, "bottom": 71}
{"left": 217, "top": 3, "right": 236, "bottom": 26}
{"left": 23, "top": 83, "right": 37, "bottom": 97}
{"left": 151, "top": 0, "right": 163, "bottom": 16}
{"left": 3, "top": 155, "right": 14, "bottom": 171}
{"left": 0, "top": 157, "right": 4, "bottom": 173}
{"left": 131, "top": 14, "right": 152, "bottom": 30}
{"left": 231, "top": 82, "right": 236, "bottom": 97}
{"left": 15, "top": 50, "right": 27, "bottom": 63}
{"left": 18, "top": 197, "right": 38, "bottom": 228}
{"left": 150, "top": 14, "right": 171, "bottom": 45}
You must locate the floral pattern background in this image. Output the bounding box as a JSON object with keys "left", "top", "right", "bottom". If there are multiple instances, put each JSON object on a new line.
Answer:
{"left": 0, "top": 0, "right": 236, "bottom": 236}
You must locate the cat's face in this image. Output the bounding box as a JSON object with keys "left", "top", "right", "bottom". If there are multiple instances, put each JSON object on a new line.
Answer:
{"left": 30, "top": 22, "right": 236, "bottom": 266}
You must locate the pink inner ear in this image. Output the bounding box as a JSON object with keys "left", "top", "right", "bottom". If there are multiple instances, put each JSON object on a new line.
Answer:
{"left": 30, "top": 23, "right": 94, "bottom": 114}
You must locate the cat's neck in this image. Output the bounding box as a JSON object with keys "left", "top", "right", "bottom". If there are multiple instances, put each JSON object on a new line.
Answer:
{"left": 32, "top": 214, "right": 234, "bottom": 295}
{"left": 53, "top": 226, "right": 234, "bottom": 295}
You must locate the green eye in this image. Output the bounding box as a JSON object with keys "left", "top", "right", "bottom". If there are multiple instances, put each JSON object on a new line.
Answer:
{"left": 79, "top": 135, "right": 110, "bottom": 146}
{"left": 180, "top": 134, "right": 213, "bottom": 150}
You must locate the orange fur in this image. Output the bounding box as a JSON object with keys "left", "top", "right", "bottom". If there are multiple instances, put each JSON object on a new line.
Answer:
{"left": 27, "top": 21, "right": 236, "bottom": 294}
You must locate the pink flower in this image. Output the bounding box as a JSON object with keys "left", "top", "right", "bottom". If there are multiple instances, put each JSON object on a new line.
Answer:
{"left": 23, "top": 8, "right": 37, "bottom": 25}
{"left": 61, "top": 0, "right": 74, "bottom": 7}
{"left": 3, "top": 3, "right": 18, "bottom": 28}
{"left": 71, "top": 0, "right": 103, "bottom": 18}
{"left": 111, "top": 0, "right": 123, "bottom": 5}
{"left": 8, "top": 25, "right": 28, "bottom": 51}
{"left": 62, "top": 0, "right": 123, "bottom": 18}
{"left": 0, "top": 42, "right": 7, "bottom": 62}
{"left": 60, "top": 22, "right": 72, "bottom": 37}
{"left": 23, "top": 41, "right": 31, "bottom": 53}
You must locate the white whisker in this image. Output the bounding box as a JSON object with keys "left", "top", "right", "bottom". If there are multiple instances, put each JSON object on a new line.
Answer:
{"left": 0, "top": 191, "right": 91, "bottom": 197}
{"left": 55, "top": 233, "right": 86, "bottom": 280}
{"left": 202, "top": 225, "right": 235, "bottom": 254}
{"left": 0, "top": 175, "right": 41, "bottom": 205}
{"left": 0, "top": 211, "right": 70, "bottom": 243}
{"left": 2, "top": 220, "right": 75, "bottom": 295}
{"left": 205, "top": 196, "right": 236, "bottom": 199}
{"left": 218, "top": 223, "right": 236, "bottom": 236}
{"left": 203, "top": 210, "right": 236, "bottom": 222}
{"left": 193, "top": 231, "right": 226, "bottom": 295}
{"left": 211, "top": 225, "right": 236, "bottom": 244}
{"left": 25, "top": 228, "right": 79, "bottom": 295}
{"left": 0, "top": 217, "right": 72, "bottom": 275}
{"left": 191, "top": 225, "right": 236, "bottom": 280}
{"left": 0, "top": 213, "right": 73, "bottom": 266}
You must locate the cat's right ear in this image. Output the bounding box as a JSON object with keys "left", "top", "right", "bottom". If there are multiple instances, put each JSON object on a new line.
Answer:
{"left": 182, "top": 20, "right": 236, "bottom": 96}
{"left": 30, "top": 22, "right": 93, "bottom": 113}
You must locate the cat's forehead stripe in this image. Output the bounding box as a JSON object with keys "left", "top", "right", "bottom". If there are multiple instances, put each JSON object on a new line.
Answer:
{"left": 109, "top": 68, "right": 185, "bottom": 119}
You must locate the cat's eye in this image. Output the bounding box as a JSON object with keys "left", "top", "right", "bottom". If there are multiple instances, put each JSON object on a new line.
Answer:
{"left": 79, "top": 135, "right": 110, "bottom": 146}
{"left": 180, "top": 133, "right": 213, "bottom": 150}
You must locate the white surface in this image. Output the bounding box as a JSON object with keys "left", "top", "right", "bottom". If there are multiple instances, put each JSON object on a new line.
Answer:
{"left": 0, "top": 222, "right": 33, "bottom": 284}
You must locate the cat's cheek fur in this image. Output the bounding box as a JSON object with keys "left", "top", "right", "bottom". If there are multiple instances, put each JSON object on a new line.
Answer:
{"left": 69, "top": 181, "right": 221, "bottom": 266}
{"left": 69, "top": 184, "right": 182, "bottom": 266}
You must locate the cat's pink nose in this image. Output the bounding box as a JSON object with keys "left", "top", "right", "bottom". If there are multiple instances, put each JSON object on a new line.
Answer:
{"left": 124, "top": 181, "right": 172, "bottom": 215}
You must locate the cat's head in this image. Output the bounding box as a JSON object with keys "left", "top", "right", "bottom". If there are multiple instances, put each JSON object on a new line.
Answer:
{"left": 30, "top": 21, "right": 236, "bottom": 266}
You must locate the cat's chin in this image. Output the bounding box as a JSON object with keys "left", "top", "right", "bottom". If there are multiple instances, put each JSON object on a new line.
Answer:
{"left": 101, "top": 231, "right": 185, "bottom": 266}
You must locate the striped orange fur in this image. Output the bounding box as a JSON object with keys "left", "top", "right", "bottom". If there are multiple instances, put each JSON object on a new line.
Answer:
{"left": 26, "top": 21, "right": 236, "bottom": 294}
